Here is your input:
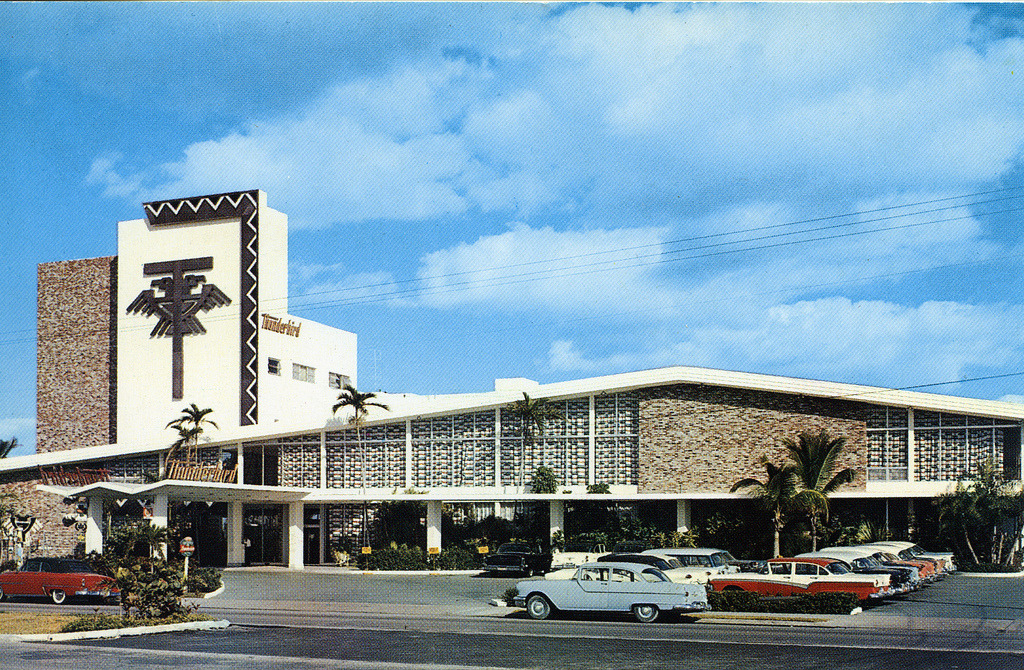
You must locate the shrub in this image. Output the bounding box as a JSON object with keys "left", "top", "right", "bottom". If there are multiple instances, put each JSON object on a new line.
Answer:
{"left": 60, "top": 612, "right": 212, "bottom": 633}
{"left": 500, "top": 585, "right": 519, "bottom": 603}
{"left": 360, "top": 544, "right": 427, "bottom": 571}
{"left": 958, "top": 561, "right": 1022, "bottom": 573}
{"left": 185, "top": 566, "right": 223, "bottom": 594}
{"left": 708, "top": 590, "right": 860, "bottom": 615}
{"left": 116, "top": 560, "right": 191, "bottom": 619}
{"left": 531, "top": 467, "right": 559, "bottom": 494}
{"left": 586, "top": 483, "right": 611, "bottom": 494}
{"left": 433, "top": 545, "right": 479, "bottom": 570}
{"left": 0, "top": 559, "right": 17, "bottom": 573}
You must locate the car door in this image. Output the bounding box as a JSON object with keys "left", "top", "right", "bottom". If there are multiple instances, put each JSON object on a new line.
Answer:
{"left": 767, "top": 562, "right": 794, "bottom": 596}
{"left": 604, "top": 567, "right": 642, "bottom": 612}
{"left": 14, "top": 558, "right": 43, "bottom": 596}
{"left": 791, "top": 562, "right": 819, "bottom": 593}
{"left": 575, "top": 566, "right": 611, "bottom": 610}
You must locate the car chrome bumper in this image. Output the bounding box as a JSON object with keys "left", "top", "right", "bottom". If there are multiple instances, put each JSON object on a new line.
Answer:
{"left": 512, "top": 597, "right": 527, "bottom": 608}
{"left": 672, "top": 602, "right": 709, "bottom": 612}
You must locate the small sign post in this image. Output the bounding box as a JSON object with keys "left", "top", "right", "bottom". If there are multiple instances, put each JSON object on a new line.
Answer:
{"left": 179, "top": 536, "right": 195, "bottom": 581}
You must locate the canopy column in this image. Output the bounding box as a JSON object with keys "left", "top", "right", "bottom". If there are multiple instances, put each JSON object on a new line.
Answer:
{"left": 676, "top": 499, "right": 691, "bottom": 533}
{"left": 226, "top": 501, "right": 245, "bottom": 566}
{"left": 287, "top": 501, "right": 304, "bottom": 570}
{"left": 426, "top": 500, "right": 442, "bottom": 553}
{"left": 85, "top": 497, "right": 104, "bottom": 554}
{"left": 549, "top": 500, "right": 564, "bottom": 544}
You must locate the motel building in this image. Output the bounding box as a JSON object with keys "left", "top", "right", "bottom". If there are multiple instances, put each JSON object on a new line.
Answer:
{"left": 1, "top": 189, "right": 1023, "bottom": 569}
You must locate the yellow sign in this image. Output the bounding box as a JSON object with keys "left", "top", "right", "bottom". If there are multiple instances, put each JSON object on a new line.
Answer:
{"left": 477, "top": 546, "right": 489, "bottom": 554}
{"left": 427, "top": 547, "right": 441, "bottom": 555}
{"left": 361, "top": 546, "right": 372, "bottom": 554}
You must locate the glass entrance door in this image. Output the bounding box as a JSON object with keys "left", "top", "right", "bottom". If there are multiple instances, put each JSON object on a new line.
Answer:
{"left": 243, "top": 504, "right": 283, "bottom": 565}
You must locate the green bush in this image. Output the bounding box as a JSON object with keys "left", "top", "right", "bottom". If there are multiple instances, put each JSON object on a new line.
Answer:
{"left": 185, "top": 566, "right": 223, "bottom": 594}
{"left": 708, "top": 590, "right": 860, "bottom": 614}
{"left": 116, "top": 560, "right": 191, "bottom": 619}
{"left": 958, "top": 561, "right": 1022, "bottom": 573}
{"left": 433, "top": 545, "right": 479, "bottom": 570}
{"left": 531, "top": 466, "right": 559, "bottom": 494}
{"left": 360, "top": 544, "right": 427, "bottom": 570}
{"left": 60, "top": 612, "right": 212, "bottom": 633}
{"left": 500, "top": 585, "right": 519, "bottom": 603}
{"left": 0, "top": 559, "right": 17, "bottom": 573}
{"left": 586, "top": 483, "right": 611, "bottom": 494}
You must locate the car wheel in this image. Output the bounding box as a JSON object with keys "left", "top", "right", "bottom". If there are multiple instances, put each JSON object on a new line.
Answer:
{"left": 632, "top": 604, "right": 659, "bottom": 623}
{"left": 526, "top": 594, "right": 552, "bottom": 620}
{"left": 50, "top": 589, "right": 67, "bottom": 605}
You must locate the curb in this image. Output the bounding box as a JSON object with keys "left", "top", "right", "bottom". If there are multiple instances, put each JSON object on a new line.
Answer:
{"left": 0, "top": 619, "right": 230, "bottom": 643}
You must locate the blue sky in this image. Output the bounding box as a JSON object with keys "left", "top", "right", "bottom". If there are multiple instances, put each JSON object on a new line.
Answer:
{"left": 2, "top": 3, "right": 1024, "bottom": 456}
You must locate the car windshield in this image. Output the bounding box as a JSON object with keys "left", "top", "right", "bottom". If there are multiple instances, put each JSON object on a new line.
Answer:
{"left": 674, "top": 555, "right": 712, "bottom": 567}
{"left": 665, "top": 557, "right": 683, "bottom": 569}
{"left": 563, "top": 543, "right": 592, "bottom": 553}
{"left": 499, "top": 544, "right": 532, "bottom": 553}
{"left": 709, "top": 553, "right": 730, "bottom": 567}
{"left": 716, "top": 551, "right": 739, "bottom": 563}
{"left": 827, "top": 562, "right": 851, "bottom": 574}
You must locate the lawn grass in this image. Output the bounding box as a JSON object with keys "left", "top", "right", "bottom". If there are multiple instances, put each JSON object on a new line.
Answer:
{"left": 0, "top": 612, "right": 77, "bottom": 634}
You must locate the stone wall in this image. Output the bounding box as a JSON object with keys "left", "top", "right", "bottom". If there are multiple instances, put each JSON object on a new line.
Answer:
{"left": 638, "top": 384, "right": 868, "bottom": 494}
{"left": 0, "top": 470, "right": 77, "bottom": 559}
{"left": 37, "top": 256, "right": 117, "bottom": 452}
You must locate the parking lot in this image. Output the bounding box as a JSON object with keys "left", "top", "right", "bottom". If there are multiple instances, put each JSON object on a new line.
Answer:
{"left": 211, "top": 567, "right": 1024, "bottom": 622}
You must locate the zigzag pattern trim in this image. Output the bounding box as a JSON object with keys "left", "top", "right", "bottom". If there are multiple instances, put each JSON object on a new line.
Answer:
{"left": 240, "top": 199, "right": 259, "bottom": 425}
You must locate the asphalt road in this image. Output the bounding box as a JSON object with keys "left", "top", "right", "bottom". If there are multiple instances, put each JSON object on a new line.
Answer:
{"left": 1, "top": 569, "right": 1021, "bottom": 670}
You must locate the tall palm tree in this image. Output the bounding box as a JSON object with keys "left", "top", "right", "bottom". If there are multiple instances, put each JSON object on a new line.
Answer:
{"left": 333, "top": 384, "right": 390, "bottom": 492}
{"left": 783, "top": 430, "right": 857, "bottom": 551}
{"left": 505, "top": 393, "right": 565, "bottom": 488}
{"left": 0, "top": 436, "right": 18, "bottom": 458}
{"left": 731, "top": 456, "right": 800, "bottom": 557}
{"left": 166, "top": 404, "right": 218, "bottom": 464}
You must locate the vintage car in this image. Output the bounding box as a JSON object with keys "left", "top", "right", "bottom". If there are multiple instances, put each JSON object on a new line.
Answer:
{"left": 861, "top": 542, "right": 954, "bottom": 574}
{"left": 550, "top": 542, "right": 607, "bottom": 570}
{"left": 598, "top": 553, "right": 706, "bottom": 584}
{"left": 513, "top": 561, "right": 708, "bottom": 622}
{"left": 709, "top": 557, "right": 892, "bottom": 601}
{"left": 482, "top": 542, "right": 552, "bottom": 576}
{"left": 797, "top": 549, "right": 919, "bottom": 594}
{"left": 645, "top": 548, "right": 740, "bottom": 583}
{"left": 820, "top": 545, "right": 935, "bottom": 584}
{"left": 0, "top": 557, "right": 119, "bottom": 604}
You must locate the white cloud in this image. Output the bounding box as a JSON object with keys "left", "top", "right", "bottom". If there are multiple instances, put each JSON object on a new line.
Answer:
{"left": 415, "top": 222, "right": 680, "bottom": 315}
{"left": 550, "top": 297, "right": 1024, "bottom": 390}
{"left": 293, "top": 264, "right": 407, "bottom": 309}
{"left": 90, "top": 4, "right": 1024, "bottom": 228}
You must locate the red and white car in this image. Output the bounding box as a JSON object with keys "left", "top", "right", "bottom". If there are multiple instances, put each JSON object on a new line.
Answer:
{"left": 709, "top": 557, "right": 892, "bottom": 601}
{"left": 0, "top": 557, "right": 119, "bottom": 604}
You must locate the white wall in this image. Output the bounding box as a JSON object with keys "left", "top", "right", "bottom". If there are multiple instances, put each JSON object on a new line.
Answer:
{"left": 115, "top": 193, "right": 357, "bottom": 446}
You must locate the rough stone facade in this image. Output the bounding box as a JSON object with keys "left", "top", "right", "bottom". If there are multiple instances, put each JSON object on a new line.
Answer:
{"left": 37, "top": 256, "right": 117, "bottom": 452}
{"left": 0, "top": 470, "right": 78, "bottom": 559}
{"left": 1, "top": 257, "right": 118, "bottom": 561}
{"left": 638, "top": 384, "right": 868, "bottom": 494}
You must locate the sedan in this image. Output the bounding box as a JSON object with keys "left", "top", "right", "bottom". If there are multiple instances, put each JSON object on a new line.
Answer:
{"left": 709, "top": 557, "right": 891, "bottom": 601}
{"left": 0, "top": 557, "right": 119, "bottom": 604}
{"left": 513, "top": 561, "right": 708, "bottom": 623}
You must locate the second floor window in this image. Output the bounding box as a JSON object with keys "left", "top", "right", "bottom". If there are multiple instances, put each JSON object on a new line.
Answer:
{"left": 293, "top": 363, "right": 315, "bottom": 383}
{"left": 328, "top": 372, "right": 350, "bottom": 389}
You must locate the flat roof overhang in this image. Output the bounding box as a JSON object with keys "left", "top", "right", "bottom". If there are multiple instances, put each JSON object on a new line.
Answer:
{"left": 38, "top": 482, "right": 982, "bottom": 504}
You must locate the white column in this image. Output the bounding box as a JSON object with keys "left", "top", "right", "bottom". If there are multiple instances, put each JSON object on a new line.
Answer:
{"left": 588, "top": 395, "right": 596, "bottom": 485}
{"left": 151, "top": 494, "right": 169, "bottom": 559}
{"left": 907, "top": 408, "right": 915, "bottom": 482}
{"left": 85, "top": 497, "right": 104, "bottom": 554}
{"left": 426, "top": 500, "right": 442, "bottom": 553}
{"left": 495, "top": 408, "right": 502, "bottom": 489}
{"left": 227, "top": 501, "right": 245, "bottom": 566}
{"left": 676, "top": 499, "right": 692, "bottom": 533}
{"left": 549, "top": 500, "right": 564, "bottom": 543}
{"left": 237, "top": 445, "right": 246, "bottom": 485}
{"left": 320, "top": 431, "right": 328, "bottom": 489}
{"left": 405, "top": 419, "right": 413, "bottom": 489}
{"left": 288, "top": 502, "right": 304, "bottom": 570}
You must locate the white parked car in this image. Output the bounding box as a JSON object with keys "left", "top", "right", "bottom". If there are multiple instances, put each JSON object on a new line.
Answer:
{"left": 645, "top": 548, "right": 740, "bottom": 583}
{"left": 550, "top": 542, "right": 607, "bottom": 570}
{"left": 513, "top": 562, "right": 709, "bottom": 623}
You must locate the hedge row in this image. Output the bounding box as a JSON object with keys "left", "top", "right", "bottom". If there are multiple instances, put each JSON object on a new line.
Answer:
{"left": 707, "top": 590, "right": 860, "bottom": 614}
{"left": 357, "top": 545, "right": 479, "bottom": 571}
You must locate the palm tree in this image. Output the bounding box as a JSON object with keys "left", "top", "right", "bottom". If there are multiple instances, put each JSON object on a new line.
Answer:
{"left": 782, "top": 430, "right": 857, "bottom": 551}
{"left": 505, "top": 393, "right": 565, "bottom": 488}
{"left": 731, "top": 456, "right": 800, "bottom": 557}
{"left": 166, "top": 404, "right": 218, "bottom": 463}
{"left": 0, "top": 436, "right": 18, "bottom": 458}
{"left": 333, "top": 384, "right": 390, "bottom": 492}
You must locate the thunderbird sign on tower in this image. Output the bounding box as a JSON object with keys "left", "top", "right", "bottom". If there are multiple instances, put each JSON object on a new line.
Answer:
{"left": 127, "top": 256, "right": 231, "bottom": 399}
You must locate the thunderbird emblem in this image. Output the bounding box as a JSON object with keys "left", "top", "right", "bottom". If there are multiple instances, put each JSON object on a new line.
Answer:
{"left": 127, "top": 256, "right": 231, "bottom": 399}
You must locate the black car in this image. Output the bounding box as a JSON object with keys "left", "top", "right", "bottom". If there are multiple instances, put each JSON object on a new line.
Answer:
{"left": 483, "top": 543, "right": 552, "bottom": 576}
